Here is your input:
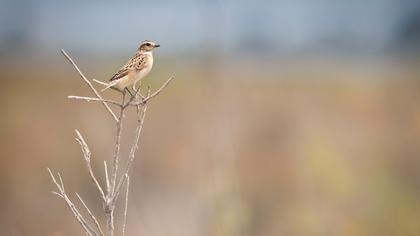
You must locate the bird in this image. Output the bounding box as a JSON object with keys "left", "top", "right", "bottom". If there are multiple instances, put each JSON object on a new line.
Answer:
{"left": 102, "top": 40, "right": 160, "bottom": 93}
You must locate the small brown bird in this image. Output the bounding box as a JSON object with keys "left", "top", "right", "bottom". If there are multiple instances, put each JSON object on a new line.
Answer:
{"left": 102, "top": 40, "right": 160, "bottom": 92}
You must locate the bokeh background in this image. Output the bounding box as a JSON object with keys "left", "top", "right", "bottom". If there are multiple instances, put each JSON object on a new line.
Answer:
{"left": 1, "top": 0, "right": 420, "bottom": 235}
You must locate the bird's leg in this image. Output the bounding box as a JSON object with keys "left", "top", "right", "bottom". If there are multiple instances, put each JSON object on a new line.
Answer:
{"left": 136, "top": 103, "right": 140, "bottom": 118}
{"left": 122, "top": 89, "right": 126, "bottom": 103}
{"left": 113, "top": 86, "right": 124, "bottom": 93}
{"left": 121, "top": 87, "right": 126, "bottom": 96}
{"left": 132, "top": 81, "right": 143, "bottom": 102}
{"left": 125, "top": 88, "right": 134, "bottom": 98}
{"left": 132, "top": 82, "right": 137, "bottom": 94}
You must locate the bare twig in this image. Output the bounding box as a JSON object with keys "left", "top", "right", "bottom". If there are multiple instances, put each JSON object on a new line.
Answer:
{"left": 58, "top": 172, "right": 65, "bottom": 192}
{"left": 105, "top": 92, "right": 127, "bottom": 236}
{"left": 68, "top": 96, "right": 121, "bottom": 107}
{"left": 104, "top": 161, "right": 110, "bottom": 195}
{"left": 75, "top": 130, "right": 106, "bottom": 203}
{"left": 123, "top": 86, "right": 143, "bottom": 109}
{"left": 122, "top": 175, "right": 130, "bottom": 236}
{"left": 130, "top": 76, "right": 175, "bottom": 106}
{"left": 47, "top": 168, "right": 97, "bottom": 236}
{"left": 93, "top": 79, "right": 109, "bottom": 87}
{"left": 61, "top": 49, "right": 118, "bottom": 122}
{"left": 114, "top": 102, "right": 148, "bottom": 199}
{"left": 111, "top": 93, "right": 126, "bottom": 195}
{"left": 76, "top": 193, "right": 104, "bottom": 236}
{"left": 93, "top": 79, "right": 123, "bottom": 93}
{"left": 105, "top": 207, "right": 114, "bottom": 236}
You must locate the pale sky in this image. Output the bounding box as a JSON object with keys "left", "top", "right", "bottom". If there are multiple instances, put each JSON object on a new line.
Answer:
{"left": 0, "top": 0, "right": 419, "bottom": 55}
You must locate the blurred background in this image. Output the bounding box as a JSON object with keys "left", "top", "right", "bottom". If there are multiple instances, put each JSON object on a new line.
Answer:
{"left": 1, "top": 0, "right": 420, "bottom": 235}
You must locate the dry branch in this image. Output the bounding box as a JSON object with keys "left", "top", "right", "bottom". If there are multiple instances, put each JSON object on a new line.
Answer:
{"left": 131, "top": 76, "right": 175, "bottom": 106}
{"left": 104, "top": 161, "right": 110, "bottom": 195}
{"left": 68, "top": 96, "right": 121, "bottom": 107}
{"left": 122, "top": 175, "right": 130, "bottom": 236}
{"left": 76, "top": 193, "right": 104, "bottom": 236}
{"left": 75, "top": 130, "right": 106, "bottom": 202}
{"left": 48, "top": 49, "right": 174, "bottom": 236}
{"left": 61, "top": 49, "right": 118, "bottom": 122}
{"left": 47, "top": 168, "right": 98, "bottom": 236}
{"left": 114, "top": 103, "right": 148, "bottom": 199}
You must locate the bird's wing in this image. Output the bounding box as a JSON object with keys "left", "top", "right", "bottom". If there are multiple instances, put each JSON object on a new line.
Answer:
{"left": 110, "top": 69, "right": 130, "bottom": 82}
{"left": 134, "top": 54, "right": 148, "bottom": 70}
{"left": 110, "top": 53, "right": 147, "bottom": 81}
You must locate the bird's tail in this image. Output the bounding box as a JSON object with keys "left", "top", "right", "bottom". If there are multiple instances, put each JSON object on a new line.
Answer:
{"left": 100, "top": 81, "right": 119, "bottom": 92}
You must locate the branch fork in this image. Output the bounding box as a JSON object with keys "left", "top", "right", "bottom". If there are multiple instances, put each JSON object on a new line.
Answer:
{"left": 47, "top": 49, "right": 174, "bottom": 236}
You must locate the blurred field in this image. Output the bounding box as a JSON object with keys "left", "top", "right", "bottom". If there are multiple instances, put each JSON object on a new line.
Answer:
{"left": 0, "top": 54, "right": 420, "bottom": 235}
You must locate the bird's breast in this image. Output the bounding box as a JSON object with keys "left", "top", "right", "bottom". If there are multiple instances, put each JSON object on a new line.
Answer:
{"left": 135, "top": 63, "right": 152, "bottom": 82}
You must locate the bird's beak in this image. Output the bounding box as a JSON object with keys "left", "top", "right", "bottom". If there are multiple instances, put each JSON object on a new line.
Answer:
{"left": 154, "top": 44, "right": 160, "bottom": 48}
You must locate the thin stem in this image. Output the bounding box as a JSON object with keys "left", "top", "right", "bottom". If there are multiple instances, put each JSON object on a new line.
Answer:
{"left": 104, "top": 161, "right": 110, "bottom": 195}
{"left": 105, "top": 92, "right": 126, "bottom": 236}
{"left": 105, "top": 207, "right": 114, "bottom": 236}
{"left": 111, "top": 93, "right": 126, "bottom": 194}
{"left": 76, "top": 193, "right": 104, "bottom": 236}
{"left": 122, "top": 175, "right": 130, "bottom": 236}
{"left": 61, "top": 49, "right": 118, "bottom": 122}
{"left": 47, "top": 168, "right": 97, "bottom": 236}
{"left": 114, "top": 102, "right": 148, "bottom": 199}
{"left": 68, "top": 96, "right": 121, "bottom": 107}
{"left": 75, "top": 130, "right": 106, "bottom": 203}
{"left": 130, "top": 76, "right": 175, "bottom": 106}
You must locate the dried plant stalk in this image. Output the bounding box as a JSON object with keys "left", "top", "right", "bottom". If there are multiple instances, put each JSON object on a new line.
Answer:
{"left": 47, "top": 49, "right": 174, "bottom": 236}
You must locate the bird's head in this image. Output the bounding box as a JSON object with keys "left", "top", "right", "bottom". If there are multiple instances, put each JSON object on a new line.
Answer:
{"left": 138, "top": 40, "right": 160, "bottom": 52}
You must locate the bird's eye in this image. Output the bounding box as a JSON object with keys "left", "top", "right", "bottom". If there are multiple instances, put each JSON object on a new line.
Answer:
{"left": 146, "top": 43, "right": 151, "bottom": 46}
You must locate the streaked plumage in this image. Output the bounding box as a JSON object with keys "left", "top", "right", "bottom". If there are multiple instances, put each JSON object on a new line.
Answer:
{"left": 102, "top": 40, "right": 160, "bottom": 92}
